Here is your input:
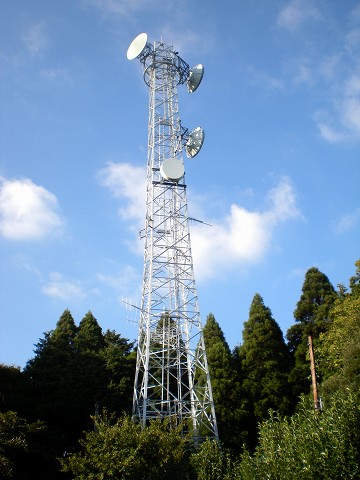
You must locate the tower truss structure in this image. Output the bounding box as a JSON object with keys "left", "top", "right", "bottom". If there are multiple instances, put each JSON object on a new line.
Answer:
{"left": 127, "top": 33, "right": 218, "bottom": 442}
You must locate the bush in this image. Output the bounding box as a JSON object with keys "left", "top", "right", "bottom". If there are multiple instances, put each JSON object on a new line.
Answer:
{"left": 61, "top": 413, "right": 190, "bottom": 480}
{"left": 239, "top": 390, "right": 360, "bottom": 480}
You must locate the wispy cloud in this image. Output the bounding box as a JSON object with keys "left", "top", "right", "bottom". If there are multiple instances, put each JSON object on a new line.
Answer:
{"left": 333, "top": 207, "right": 360, "bottom": 234}
{"left": 246, "top": 65, "right": 284, "bottom": 91}
{"left": 277, "top": 0, "right": 321, "bottom": 33}
{"left": 319, "top": 54, "right": 343, "bottom": 81}
{"left": 350, "top": 4, "right": 360, "bottom": 23}
{"left": 40, "top": 67, "right": 73, "bottom": 85}
{"left": 21, "top": 22, "right": 49, "bottom": 56}
{"left": 97, "top": 265, "right": 141, "bottom": 301}
{"left": 157, "top": 27, "right": 214, "bottom": 56}
{"left": 311, "top": 4, "right": 360, "bottom": 144}
{"left": 191, "top": 176, "right": 302, "bottom": 281}
{"left": 97, "top": 162, "right": 146, "bottom": 224}
{"left": 0, "top": 177, "right": 64, "bottom": 241}
{"left": 42, "top": 272, "right": 86, "bottom": 300}
{"left": 83, "top": 0, "right": 151, "bottom": 17}
{"left": 292, "top": 62, "right": 313, "bottom": 86}
{"left": 316, "top": 72, "right": 360, "bottom": 142}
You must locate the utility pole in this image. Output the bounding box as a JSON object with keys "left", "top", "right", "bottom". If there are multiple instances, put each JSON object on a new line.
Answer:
{"left": 308, "top": 335, "right": 320, "bottom": 412}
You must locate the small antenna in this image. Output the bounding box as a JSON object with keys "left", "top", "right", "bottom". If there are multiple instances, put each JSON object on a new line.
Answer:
{"left": 189, "top": 217, "right": 213, "bottom": 227}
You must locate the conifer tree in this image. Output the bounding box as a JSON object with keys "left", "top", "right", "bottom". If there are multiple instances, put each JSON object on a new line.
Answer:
{"left": 74, "top": 311, "right": 105, "bottom": 352}
{"left": 239, "top": 294, "right": 291, "bottom": 448}
{"left": 23, "top": 310, "right": 135, "bottom": 478}
{"left": 202, "top": 313, "right": 246, "bottom": 450}
{"left": 23, "top": 309, "right": 81, "bottom": 477}
{"left": 51, "top": 308, "right": 78, "bottom": 346}
{"left": 287, "top": 267, "right": 336, "bottom": 398}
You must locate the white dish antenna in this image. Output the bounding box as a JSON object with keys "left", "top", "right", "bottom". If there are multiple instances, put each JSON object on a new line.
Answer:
{"left": 127, "top": 33, "right": 148, "bottom": 60}
{"left": 160, "top": 158, "right": 185, "bottom": 182}
{"left": 187, "top": 64, "right": 204, "bottom": 93}
{"left": 185, "top": 127, "right": 205, "bottom": 158}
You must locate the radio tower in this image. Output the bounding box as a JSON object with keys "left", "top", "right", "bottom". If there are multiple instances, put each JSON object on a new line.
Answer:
{"left": 126, "top": 33, "right": 218, "bottom": 442}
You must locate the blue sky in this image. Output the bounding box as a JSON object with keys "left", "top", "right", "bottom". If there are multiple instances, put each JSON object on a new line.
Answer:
{"left": 1, "top": 0, "right": 359, "bottom": 368}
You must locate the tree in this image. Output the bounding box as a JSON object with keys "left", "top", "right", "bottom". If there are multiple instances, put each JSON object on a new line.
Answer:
{"left": 61, "top": 413, "right": 190, "bottom": 480}
{"left": 51, "top": 309, "right": 78, "bottom": 347}
{"left": 349, "top": 259, "right": 360, "bottom": 298}
{"left": 74, "top": 311, "right": 105, "bottom": 352}
{"left": 239, "top": 391, "right": 360, "bottom": 480}
{"left": 287, "top": 267, "right": 336, "bottom": 398}
{"left": 319, "top": 295, "right": 360, "bottom": 396}
{"left": 293, "top": 267, "right": 336, "bottom": 335}
{"left": 0, "top": 411, "right": 45, "bottom": 479}
{"left": 100, "top": 329, "right": 135, "bottom": 413}
{"left": 70, "top": 311, "right": 108, "bottom": 423}
{"left": 202, "top": 313, "right": 246, "bottom": 450}
{"left": 0, "top": 364, "right": 27, "bottom": 415}
{"left": 23, "top": 309, "right": 135, "bottom": 478}
{"left": 318, "top": 260, "right": 360, "bottom": 396}
{"left": 239, "top": 294, "right": 291, "bottom": 448}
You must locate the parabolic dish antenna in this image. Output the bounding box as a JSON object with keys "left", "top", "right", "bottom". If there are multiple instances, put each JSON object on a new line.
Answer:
{"left": 160, "top": 158, "right": 185, "bottom": 182}
{"left": 187, "top": 64, "right": 204, "bottom": 93}
{"left": 127, "top": 33, "right": 148, "bottom": 60}
{"left": 185, "top": 127, "right": 205, "bottom": 158}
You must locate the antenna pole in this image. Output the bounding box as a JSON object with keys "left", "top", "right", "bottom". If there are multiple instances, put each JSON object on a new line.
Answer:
{"left": 127, "top": 35, "right": 218, "bottom": 443}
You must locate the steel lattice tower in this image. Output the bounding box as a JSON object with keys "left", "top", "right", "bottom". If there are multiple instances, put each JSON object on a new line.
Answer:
{"left": 127, "top": 33, "right": 218, "bottom": 442}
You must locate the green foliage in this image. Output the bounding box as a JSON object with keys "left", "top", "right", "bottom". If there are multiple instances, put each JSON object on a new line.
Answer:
{"left": 287, "top": 267, "right": 336, "bottom": 398}
{"left": 61, "top": 413, "right": 190, "bottom": 480}
{"left": 293, "top": 267, "right": 336, "bottom": 331}
{"left": 0, "top": 411, "right": 45, "bottom": 478}
{"left": 0, "top": 364, "right": 27, "bottom": 414}
{"left": 190, "top": 439, "right": 235, "bottom": 480}
{"left": 202, "top": 314, "right": 246, "bottom": 450}
{"left": 75, "top": 311, "right": 105, "bottom": 352}
{"left": 22, "top": 309, "right": 135, "bottom": 478}
{"left": 239, "top": 294, "right": 292, "bottom": 448}
{"left": 317, "top": 280, "right": 360, "bottom": 397}
{"left": 2, "top": 259, "right": 359, "bottom": 478}
{"left": 239, "top": 390, "right": 360, "bottom": 480}
{"left": 349, "top": 259, "right": 360, "bottom": 297}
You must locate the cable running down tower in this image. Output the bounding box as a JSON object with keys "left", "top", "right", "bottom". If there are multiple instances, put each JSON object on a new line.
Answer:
{"left": 127, "top": 33, "right": 218, "bottom": 442}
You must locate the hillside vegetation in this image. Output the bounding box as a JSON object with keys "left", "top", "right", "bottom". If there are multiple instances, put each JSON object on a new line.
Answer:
{"left": 1, "top": 260, "right": 359, "bottom": 479}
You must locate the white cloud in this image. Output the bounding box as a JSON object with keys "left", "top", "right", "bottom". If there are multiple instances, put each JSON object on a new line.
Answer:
{"left": 334, "top": 207, "right": 360, "bottom": 233}
{"left": 97, "top": 162, "right": 146, "bottom": 224}
{"left": 191, "top": 177, "right": 302, "bottom": 281}
{"left": 99, "top": 164, "right": 302, "bottom": 282}
{"left": 316, "top": 73, "right": 360, "bottom": 142}
{"left": 0, "top": 177, "right": 64, "bottom": 241}
{"left": 316, "top": 122, "right": 347, "bottom": 143}
{"left": 21, "top": 22, "right": 49, "bottom": 56}
{"left": 42, "top": 272, "right": 85, "bottom": 300}
{"left": 277, "top": 0, "right": 321, "bottom": 32}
